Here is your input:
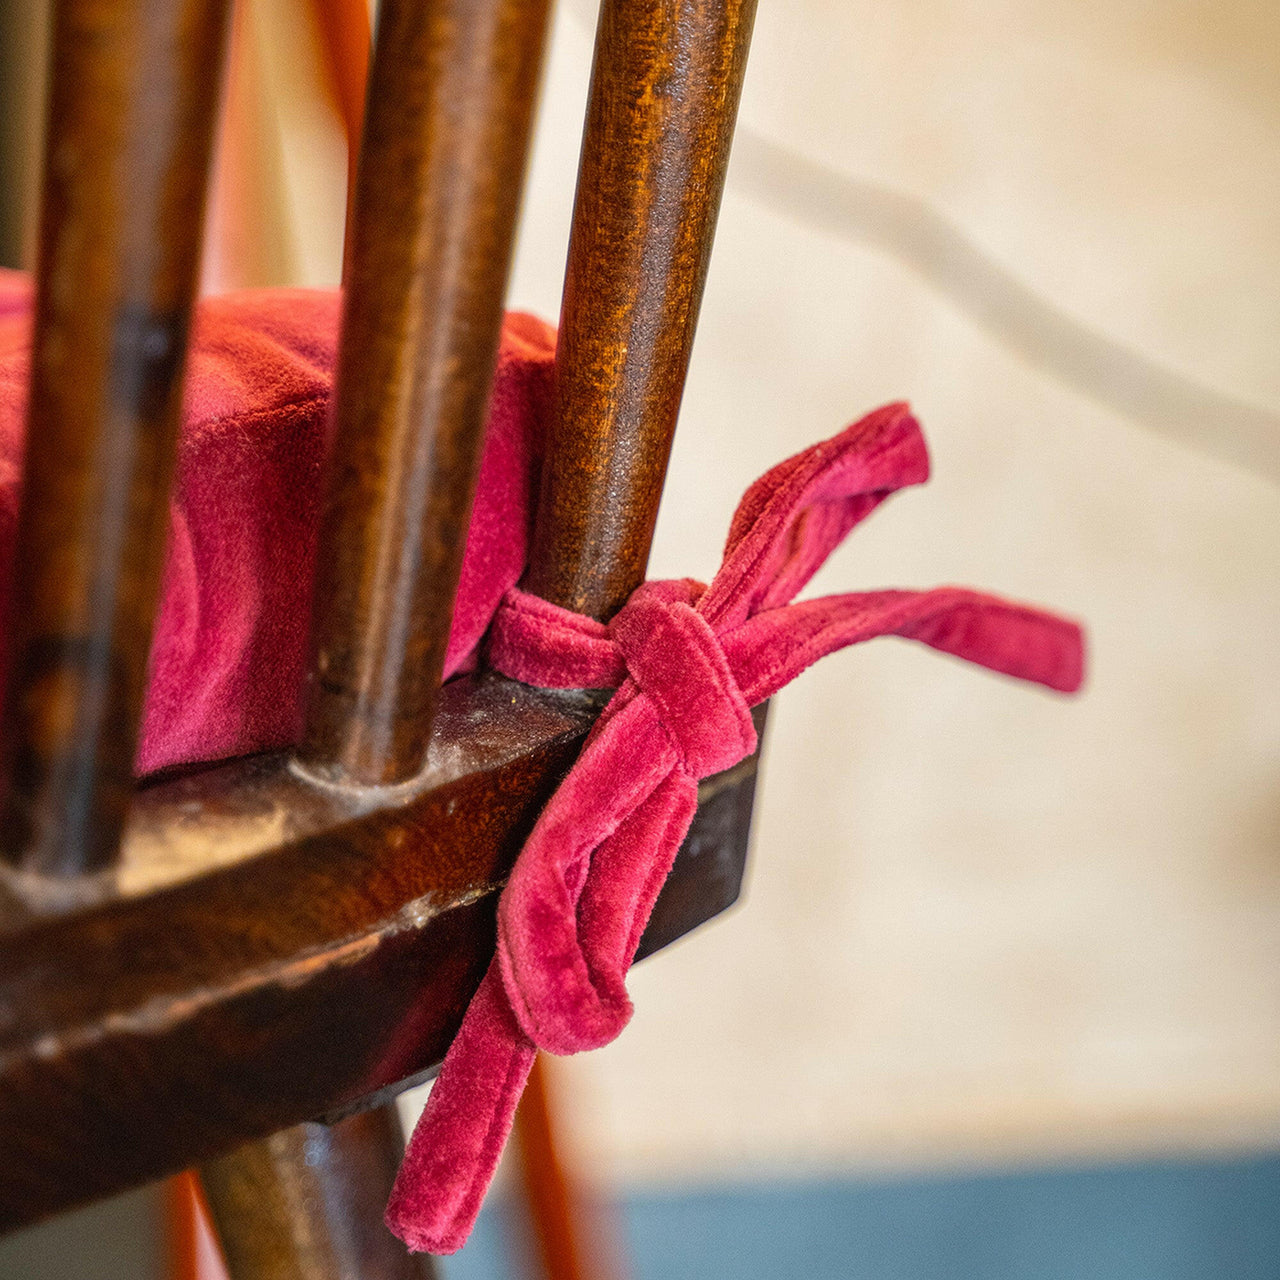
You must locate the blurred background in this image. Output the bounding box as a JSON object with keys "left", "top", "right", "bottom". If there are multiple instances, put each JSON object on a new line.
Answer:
{"left": 0, "top": 0, "right": 1278, "bottom": 1276}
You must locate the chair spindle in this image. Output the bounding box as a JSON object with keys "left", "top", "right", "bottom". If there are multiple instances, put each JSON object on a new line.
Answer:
{"left": 526, "top": 0, "right": 759, "bottom": 621}
{"left": 0, "top": 0, "right": 231, "bottom": 878}
{"left": 201, "top": 1108, "right": 440, "bottom": 1280}
{"left": 512, "top": 6, "right": 759, "bottom": 1271}
{"left": 200, "top": 1, "right": 553, "bottom": 1270}
{"left": 299, "top": 0, "right": 553, "bottom": 788}
{"left": 0, "top": 0, "right": 769, "bottom": 1248}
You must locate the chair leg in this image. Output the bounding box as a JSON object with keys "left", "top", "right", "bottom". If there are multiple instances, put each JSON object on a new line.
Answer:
{"left": 200, "top": 1105, "right": 440, "bottom": 1280}
{"left": 512, "top": 1054, "right": 625, "bottom": 1280}
{"left": 168, "top": 1172, "right": 204, "bottom": 1280}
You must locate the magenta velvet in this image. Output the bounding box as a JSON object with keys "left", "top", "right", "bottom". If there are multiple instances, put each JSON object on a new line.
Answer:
{"left": 384, "top": 402, "right": 1085, "bottom": 1254}
{"left": 0, "top": 271, "right": 555, "bottom": 772}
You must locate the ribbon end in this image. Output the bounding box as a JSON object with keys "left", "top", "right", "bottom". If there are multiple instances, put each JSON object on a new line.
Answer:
{"left": 384, "top": 1204, "right": 465, "bottom": 1257}
{"left": 385, "top": 964, "right": 537, "bottom": 1257}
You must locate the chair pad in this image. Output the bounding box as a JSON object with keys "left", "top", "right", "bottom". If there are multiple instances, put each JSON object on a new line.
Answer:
{"left": 0, "top": 270, "right": 555, "bottom": 776}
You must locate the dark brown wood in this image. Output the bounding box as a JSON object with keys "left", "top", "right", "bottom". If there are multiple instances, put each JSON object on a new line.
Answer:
{"left": 204, "top": 9, "right": 552, "bottom": 1271}
{"left": 300, "top": 0, "right": 552, "bottom": 787}
{"left": 525, "top": 0, "right": 758, "bottom": 620}
{"left": 201, "top": 1107, "right": 440, "bottom": 1280}
{"left": 0, "top": 0, "right": 231, "bottom": 876}
{"left": 0, "top": 674, "right": 761, "bottom": 1234}
{"left": 508, "top": 13, "right": 762, "bottom": 1272}
{"left": 0, "top": 0, "right": 772, "bottom": 1254}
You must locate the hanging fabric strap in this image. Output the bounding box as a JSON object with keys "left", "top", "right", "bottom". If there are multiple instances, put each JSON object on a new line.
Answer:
{"left": 386, "top": 402, "right": 1085, "bottom": 1253}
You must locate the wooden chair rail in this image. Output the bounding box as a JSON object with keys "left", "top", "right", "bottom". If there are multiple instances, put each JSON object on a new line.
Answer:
{"left": 0, "top": 678, "right": 764, "bottom": 1234}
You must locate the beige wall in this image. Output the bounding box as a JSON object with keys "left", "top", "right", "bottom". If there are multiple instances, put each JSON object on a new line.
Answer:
{"left": 404, "top": 0, "right": 1280, "bottom": 1187}
{"left": 47, "top": 0, "right": 1275, "bottom": 1193}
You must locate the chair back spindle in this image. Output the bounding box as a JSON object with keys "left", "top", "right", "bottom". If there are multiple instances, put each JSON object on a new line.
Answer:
{"left": 528, "top": 0, "right": 758, "bottom": 620}
{"left": 209, "top": 2, "right": 760, "bottom": 1272}
{"left": 300, "top": 0, "right": 553, "bottom": 788}
{"left": 0, "top": 0, "right": 232, "bottom": 879}
{"left": 202, "top": 3, "right": 552, "bottom": 1273}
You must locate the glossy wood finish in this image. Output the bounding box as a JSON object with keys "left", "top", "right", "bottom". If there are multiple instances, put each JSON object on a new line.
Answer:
{"left": 526, "top": 0, "right": 758, "bottom": 620}
{"left": 0, "top": 0, "right": 230, "bottom": 876}
{"left": 231, "top": 5, "right": 762, "bottom": 1269}
{"left": 300, "top": 0, "right": 553, "bottom": 787}
{"left": 202, "top": 1108, "right": 440, "bottom": 1280}
{"left": 0, "top": 675, "right": 762, "bottom": 1233}
{"left": 216, "top": 3, "right": 548, "bottom": 1271}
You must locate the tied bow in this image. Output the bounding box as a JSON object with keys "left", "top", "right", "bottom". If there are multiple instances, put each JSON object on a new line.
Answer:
{"left": 387, "top": 404, "right": 1084, "bottom": 1253}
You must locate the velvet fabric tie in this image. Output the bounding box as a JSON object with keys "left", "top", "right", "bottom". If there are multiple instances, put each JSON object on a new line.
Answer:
{"left": 386, "top": 402, "right": 1085, "bottom": 1254}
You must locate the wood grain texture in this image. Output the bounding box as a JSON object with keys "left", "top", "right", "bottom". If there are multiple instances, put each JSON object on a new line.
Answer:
{"left": 0, "top": 677, "right": 762, "bottom": 1233}
{"left": 202, "top": 1107, "right": 440, "bottom": 1280}
{"left": 0, "top": 0, "right": 230, "bottom": 876}
{"left": 525, "top": 0, "right": 759, "bottom": 620}
{"left": 208, "top": 6, "right": 544, "bottom": 1263}
{"left": 0, "top": 0, "right": 773, "bottom": 1252}
{"left": 300, "top": 0, "right": 553, "bottom": 786}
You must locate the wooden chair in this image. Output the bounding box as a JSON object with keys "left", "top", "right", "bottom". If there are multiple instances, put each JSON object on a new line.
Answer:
{"left": 0, "top": 0, "right": 758, "bottom": 1275}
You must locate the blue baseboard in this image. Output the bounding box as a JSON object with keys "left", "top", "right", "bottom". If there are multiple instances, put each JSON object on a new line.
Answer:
{"left": 445, "top": 1154, "right": 1280, "bottom": 1280}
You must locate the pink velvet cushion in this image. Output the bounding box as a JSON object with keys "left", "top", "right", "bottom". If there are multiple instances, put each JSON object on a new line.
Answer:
{"left": 0, "top": 269, "right": 555, "bottom": 776}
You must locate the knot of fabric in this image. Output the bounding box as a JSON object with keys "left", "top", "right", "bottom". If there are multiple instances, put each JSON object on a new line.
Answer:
{"left": 608, "top": 581, "right": 755, "bottom": 777}
{"left": 489, "top": 577, "right": 754, "bottom": 778}
{"left": 490, "top": 580, "right": 757, "bottom": 1059}
{"left": 386, "top": 403, "right": 1087, "bottom": 1256}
